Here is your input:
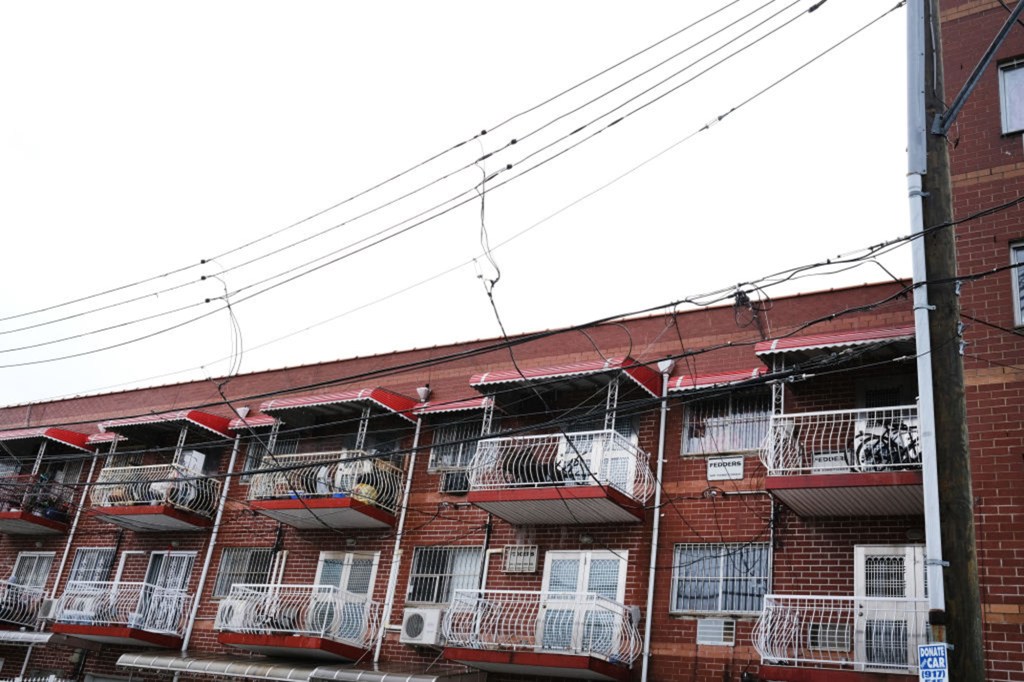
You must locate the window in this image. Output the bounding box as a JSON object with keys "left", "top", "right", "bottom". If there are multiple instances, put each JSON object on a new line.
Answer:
{"left": 1013, "top": 242, "right": 1024, "bottom": 327}
{"left": 428, "top": 417, "right": 485, "bottom": 471}
{"left": 406, "top": 546, "right": 482, "bottom": 604}
{"left": 682, "top": 391, "right": 771, "bottom": 455}
{"left": 68, "top": 548, "right": 115, "bottom": 583}
{"left": 213, "top": 547, "right": 277, "bottom": 597}
{"left": 243, "top": 436, "right": 298, "bottom": 481}
{"left": 10, "top": 552, "right": 55, "bottom": 590}
{"left": 671, "top": 543, "right": 769, "bottom": 614}
{"left": 1000, "top": 59, "right": 1024, "bottom": 134}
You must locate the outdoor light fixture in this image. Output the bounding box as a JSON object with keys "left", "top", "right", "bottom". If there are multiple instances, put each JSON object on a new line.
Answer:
{"left": 657, "top": 358, "right": 676, "bottom": 375}
{"left": 579, "top": 533, "right": 594, "bottom": 545}
{"left": 416, "top": 385, "right": 431, "bottom": 402}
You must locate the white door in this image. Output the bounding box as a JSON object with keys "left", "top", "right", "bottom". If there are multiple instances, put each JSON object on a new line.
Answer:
{"left": 539, "top": 550, "right": 627, "bottom": 658}
{"left": 139, "top": 551, "right": 195, "bottom": 633}
{"left": 312, "top": 552, "right": 378, "bottom": 641}
{"left": 854, "top": 545, "right": 926, "bottom": 671}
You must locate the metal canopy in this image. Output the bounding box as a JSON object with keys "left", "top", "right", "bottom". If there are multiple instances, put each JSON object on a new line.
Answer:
{"left": 100, "top": 409, "right": 233, "bottom": 443}
{"left": 414, "top": 396, "right": 493, "bottom": 416}
{"left": 0, "top": 427, "right": 94, "bottom": 458}
{"left": 754, "top": 325, "right": 915, "bottom": 363}
{"left": 310, "top": 663, "right": 486, "bottom": 682}
{"left": 229, "top": 413, "right": 280, "bottom": 431}
{"left": 116, "top": 653, "right": 317, "bottom": 681}
{"left": 470, "top": 356, "right": 660, "bottom": 397}
{"left": 260, "top": 388, "right": 418, "bottom": 424}
{"left": 669, "top": 367, "right": 765, "bottom": 392}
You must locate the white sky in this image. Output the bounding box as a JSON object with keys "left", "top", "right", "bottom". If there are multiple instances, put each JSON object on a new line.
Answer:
{"left": 0, "top": 0, "right": 910, "bottom": 406}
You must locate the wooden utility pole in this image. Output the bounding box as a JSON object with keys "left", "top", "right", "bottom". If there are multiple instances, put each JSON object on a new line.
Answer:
{"left": 922, "top": 0, "right": 986, "bottom": 678}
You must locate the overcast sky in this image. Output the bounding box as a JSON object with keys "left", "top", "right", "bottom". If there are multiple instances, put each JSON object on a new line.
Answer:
{"left": 0, "top": 0, "right": 910, "bottom": 407}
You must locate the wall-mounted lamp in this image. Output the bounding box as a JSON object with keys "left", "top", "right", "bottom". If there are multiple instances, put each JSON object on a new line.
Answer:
{"left": 171, "top": 540, "right": 180, "bottom": 548}
{"left": 657, "top": 358, "right": 676, "bottom": 375}
{"left": 345, "top": 538, "right": 358, "bottom": 548}
{"left": 416, "top": 385, "right": 431, "bottom": 402}
{"left": 579, "top": 533, "right": 594, "bottom": 545}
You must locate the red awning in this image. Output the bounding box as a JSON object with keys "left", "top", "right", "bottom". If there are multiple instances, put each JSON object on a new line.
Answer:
{"left": 470, "top": 356, "right": 660, "bottom": 397}
{"left": 228, "top": 413, "right": 278, "bottom": 431}
{"left": 415, "top": 396, "right": 493, "bottom": 416}
{"left": 754, "top": 325, "right": 915, "bottom": 357}
{"left": 260, "top": 388, "right": 418, "bottom": 423}
{"left": 87, "top": 432, "right": 123, "bottom": 444}
{"left": 668, "top": 368, "right": 765, "bottom": 392}
{"left": 100, "top": 410, "right": 233, "bottom": 439}
{"left": 0, "top": 427, "right": 94, "bottom": 453}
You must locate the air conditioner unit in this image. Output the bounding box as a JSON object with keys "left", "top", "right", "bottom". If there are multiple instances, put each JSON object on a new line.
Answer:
{"left": 400, "top": 607, "right": 445, "bottom": 647}
{"left": 215, "top": 598, "right": 250, "bottom": 630}
{"left": 439, "top": 470, "right": 470, "bottom": 495}
{"left": 36, "top": 598, "right": 58, "bottom": 621}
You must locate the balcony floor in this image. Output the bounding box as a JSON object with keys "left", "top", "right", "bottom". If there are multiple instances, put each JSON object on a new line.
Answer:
{"left": 90, "top": 504, "right": 214, "bottom": 532}
{"left": 0, "top": 510, "right": 68, "bottom": 535}
{"left": 51, "top": 622, "right": 183, "bottom": 648}
{"left": 765, "top": 471, "right": 923, "bottom": 517}
{"left": 467, "top": 485, "right": 644, "bottom": 525}
{"left": 758, "top": 664, "right": 917, "bottom": 681}
{"left": 248, "top": 496, "right": 395, "bottom": 530}
{"left": 444, "top": 647, "right": 630, "bottom": 682}
{"left": 218, "top": 632, "right": 368, "bottom": 661}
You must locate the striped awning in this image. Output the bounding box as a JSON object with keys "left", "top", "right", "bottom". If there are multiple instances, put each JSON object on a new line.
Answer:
{"left": 755, "top": 325, "right": 915, "bottom": 357}
{"left": 229, "top": 413, "right": 279, "bottom": 431}
{"left": 260, "top": 388, "right": 418, "bottom": 423}
{"left": 100, "top": 409, "right": 233, "bottom": 439}
{"left": 414, "top": 396, "right": 493, "bottom": 416}
{"left": 117, "top": 653, "right": 316, "bottom": 682}
{"left": 470, "top": 356, "right": 660, "bottom": 397}
{"left": 669, "top": 367, "right": 765, "bottom": 392}
{"left": 0, "top": 427, "right": 94, "bottom": 457}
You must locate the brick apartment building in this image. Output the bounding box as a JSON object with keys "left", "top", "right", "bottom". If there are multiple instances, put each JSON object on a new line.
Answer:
{"left": 0, "top": 2, "right": 1020, "bottom": 682}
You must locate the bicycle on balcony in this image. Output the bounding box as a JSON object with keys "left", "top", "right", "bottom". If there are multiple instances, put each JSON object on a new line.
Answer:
{"left": 849, "top": 420, "right": 921, "bottom": 472}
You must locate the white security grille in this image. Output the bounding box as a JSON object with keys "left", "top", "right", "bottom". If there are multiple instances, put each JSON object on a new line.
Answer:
{"left": 11, "top": 552, "right": 55, "bottom": 590}
{"left": 213, "top": 548, "right": 277, "bottom": 597}
{"left": 429, "top": 419, "right": 484, "bottom": 471}
{"left": 68, "top": 548, "right": 116, "bottom": 584}
{"left": 696, "top": 618, "right": 736, "bottom": 645}
{"left": 682, "top": 393, "right": 771, "bottom": 455}
{"left": 501, "top": 546, "right": 538, "bottom": 573}
{"left": 406, "top": 547, "right": 482, "bottom": 604}
{"left": 53, "top": 581, "right": 193, "bottom": 635}
{"left": 864, "top": 556, "right": 906, "bottom": 598}
{"left": 89, "top": 463, "right": 221, "bottom": 518}
{"left": 671, "top": 543, "right": 769, "bottom": 613}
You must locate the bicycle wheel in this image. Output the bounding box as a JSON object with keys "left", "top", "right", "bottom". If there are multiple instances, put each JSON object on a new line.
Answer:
{"left": 855, "top": 437, "right": 894, "bottom": 472}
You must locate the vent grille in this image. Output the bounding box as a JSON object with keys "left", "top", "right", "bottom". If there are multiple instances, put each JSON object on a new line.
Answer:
{"left": 696, "top": 618, "right": 736, "bottom": 646}
{"left": 501, "top": 545, "right": 538, "bottom": 573}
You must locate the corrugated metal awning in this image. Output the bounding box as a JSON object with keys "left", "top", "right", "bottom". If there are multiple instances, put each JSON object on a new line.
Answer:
{"left": 310, "top": 663, "right": 485, "bottom": 682}
{"left": 470, "top": 356, "right": 660, "bottom": 397}
{"left": 669, "top": 367, "right": 765, "bottom": 392}
{"left": 117, "top": 653, "right": 317, "bottom": 681}
{"left": 0, "top": 427, "right": 93, "bottom": 453}
{"left": 101, "top": 409, "right": 233, "bottom": 439}
{"left": 260, "top": 388, "right": 418, "bottom": 423}
{"left": 754, "top": 325, "right": 915, "bottom": 357}
{"left": 0, "top": 630, "right": 56, "bottom": 645}
{"left": 414, "top": 397, "right": 493, "bottom": 416}
{"left": 229, "top": 413, "right": 279, "bottom": 430}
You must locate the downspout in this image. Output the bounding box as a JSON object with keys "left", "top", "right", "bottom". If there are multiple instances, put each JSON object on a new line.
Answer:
{"left": 641, "top": 359, "right": 675, "bottom": 682}
{"left": 180, "top": 434, "right": 241, "bottom": 654}
{"left": 50, "top": 451, "right": 100, "bottom": 600}
{"left": 907, "top": 0, "right": 946, "bottom": 627}
{"left": 374, "top": 417, "right": 423, "bottom": 663}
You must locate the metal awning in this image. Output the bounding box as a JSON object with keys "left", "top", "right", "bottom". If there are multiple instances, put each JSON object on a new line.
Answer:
{"left": 229, "top": 413, "right": 279, "bottom": 431}
{"left": 414, "top": 397, "right": 493, "bottom": 416}
{"left": 754, "top": 325, "right": 915, "bottom": 358}
{"left": 470, "top": 356, "right": 660, "bottom": 397}
{"left": 117, "top": 653, "right": 317, "bottom": 681}
{"left": 0, "top": 630, "right": 100, "bottom": 649}
{"left": 310, "top": 663, "right": 485, "bottom": 681}
{"left": 669, "top": 367, "right": 765, "bottom": 392}
{"left": 0, "top": 427, "right": 94, "bottom": 458}
{"left": 100, "top": 409, "right": 233, "bottom": 441}
{"left": 260, "top": 388, "right": 418, "bottom": 423}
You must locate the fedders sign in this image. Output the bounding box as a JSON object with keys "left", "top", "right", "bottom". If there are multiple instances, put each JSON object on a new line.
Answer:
{"left": 706, "top": 455, "right": 744, "bottom": 481}
{"left": 918, "top": 643, "right": 948, "bottom": 681}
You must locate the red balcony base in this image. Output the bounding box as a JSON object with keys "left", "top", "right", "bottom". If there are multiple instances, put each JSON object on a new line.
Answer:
{"left": 0, "top": 510, "right": 68, "bottom": 535}
{"left": 51, "top": 622, "right": 182, "bottom": 648}
{"left": 444, "top": 647, "right": 630, "bottom": 682}
{"left": 249, "top": 496, "right": 395, "bottom": 530}
{"left": 765, "top": 471, "right": 923, "bottom": 517}
{"left": 218, "top": 632, "right": 368, "bottom": 661}
{"left": 758, "top": 664, "right": 916, "bottom": 681}
{"left": 90, "top": 505, "right": 214, "bottom": 532}
{"left": 467, "top": 486, "right": 644, "bottom": 525}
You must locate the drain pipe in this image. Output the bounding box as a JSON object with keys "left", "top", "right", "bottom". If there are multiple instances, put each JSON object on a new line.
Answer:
{"left": 907, "top": 0, "right": 945, "bottom": 631}
{"left": 374, "top": 418, "right": 423, "bottom": 663}
{"left": 641, "top": 359, "right": 675, "bottom": 682}
{"left": 181, "top": 435, "right": 241, "bottom": 654}
{"left": 50, "top": 452, "right": 100, "bottom": 600}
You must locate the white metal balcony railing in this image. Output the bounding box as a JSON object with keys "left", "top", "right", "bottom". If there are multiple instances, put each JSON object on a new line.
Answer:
{"left": 444, "top": 589, "right": 642, "bottom": 666}
{"left": 54, "top": 581, "right": 193, "bottom": 636}
{"left": 0, "top": 580, "right": 46, "bottom": 626}
{"left": 760, "top": 406, "right": 920, "bottom": 477}
{"left": 89, "top": 464, "right": 221, "bottom": 518}
{"left": 215, "top": 583, "right": 380, "bottom": 647}
{"left": 246, "top": 452, "right": 403, "bottom": 515}
{"left": 0, "top": 475, "right": 76, "bottom": 522}
{"left": 467, "top": 430, "right": 655, "bottom": 503}
{"left": 753, "top": 595, "right": 930, "bottom": 673}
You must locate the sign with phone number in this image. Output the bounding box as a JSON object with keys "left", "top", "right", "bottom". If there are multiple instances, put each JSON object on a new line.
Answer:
{"left": 918, "top": 643, "right": 948, "bottom": 681}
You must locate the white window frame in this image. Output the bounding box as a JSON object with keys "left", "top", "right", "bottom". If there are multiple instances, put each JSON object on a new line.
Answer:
{"left": 213, "top": 547, "right": 283, "bottom": 598}
{"left": 1000, "top": 58, "right": 1024, "bottom": 134}
{"left": 67, "top": 547, "right": 116, "bottom": 584}
{"left": 670, "top": 543, "right": 770, "bottom": 615}
{"left": 10, "top": 551, "right": 55, "bottom": 590}
{"left": 405, "top": 546, "right": 482, "bottom": 605}
{"left": 1012, "top": 241, "right": 1024, "bottom": 327}
{"left": 428, "top": 416, "right": 487, "bottom": 472}
{"left": 681, "top": 391, "right": 771, "bottom": 456}
{"left": 314, "top": 551, "right": 379, "bottom": 593}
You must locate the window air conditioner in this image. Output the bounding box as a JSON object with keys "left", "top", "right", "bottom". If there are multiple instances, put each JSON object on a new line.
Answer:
{"left": 36, "top": 598, "right": 58, "bottom": 621}
{"left": 400, "top": 607, "right": 445, "bottom": 647}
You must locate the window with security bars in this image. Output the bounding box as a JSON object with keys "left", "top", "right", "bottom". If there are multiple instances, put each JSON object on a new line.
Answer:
{"left": 406, "top": 546, "right": 482, "bottom": 604}
{"left": 428, "top": 417, "right": 486, "bottom": 471}
{"left": 863, "top": 556, "right": 906, "bottom": 598}
{"left": 10, "top": 552, "right": 54, "bottom": 589}
{"left": 671, "top": 543, "right": 769, "bottom": 614}
{"left": 213, "top": 547, "right": 276, "bottom": 597}
{"left": 682, "top": 392, "right": 771, "bottom": 455}
{"left": 1013, "top": 242, "right": 1024, "bottom": 327}
{"left": 243, "top": 436, "right": 299, "bottom": 481}
{"left": 68, "top": 548, "right": 115, "bottom": 584}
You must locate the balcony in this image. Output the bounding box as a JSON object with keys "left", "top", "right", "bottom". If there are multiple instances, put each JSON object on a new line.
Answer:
{"left": 465, "top": 430, "right": 653, "bottom": 525}
{"left": 247, "top": 452, "right": 403, "bottom": 530}
{"left": 0, "top": 475, "right": 76, "bottom": 535}
{"left": 89, "top": 463, "right": 220, "bottom": 531}
{"left": 0, "top": 580, "right": 46, "bottom": 626}
{"left": 51, "top": 581, "right": 192, "bottom": 648}
{"left": 753, "top": 595, "right": 930, "bottom": 680}
{"left": 760, "top": 406, "right": 923, "bottom": 517}
{"left": 443, "top": 589, "right": 641, "bottom": 682}
{"left": 215, "top": 583, "right": 380, "bottom": 661}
